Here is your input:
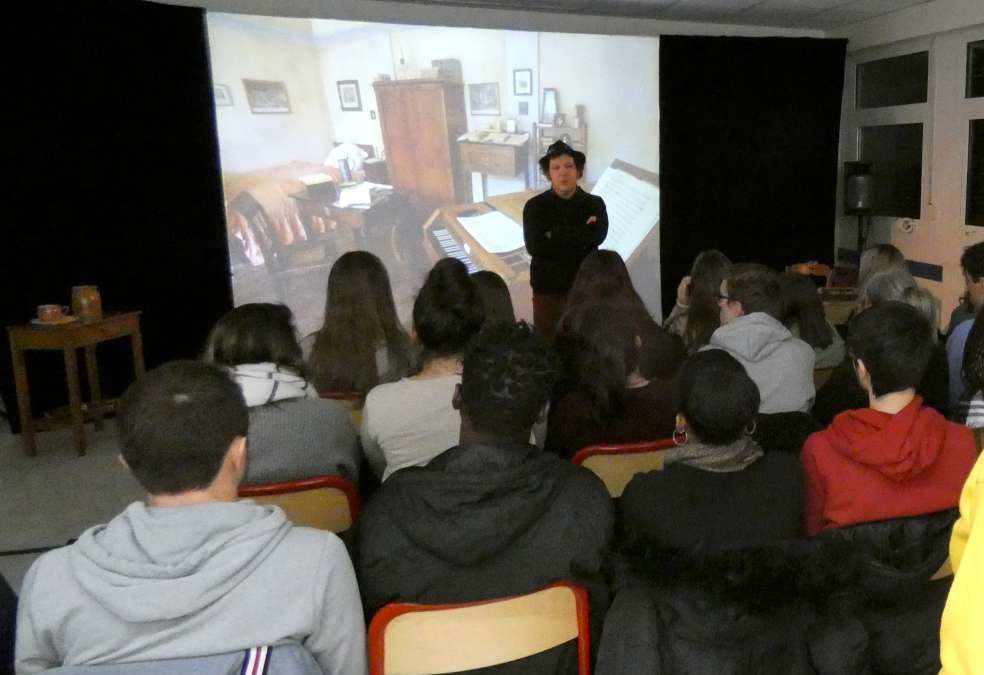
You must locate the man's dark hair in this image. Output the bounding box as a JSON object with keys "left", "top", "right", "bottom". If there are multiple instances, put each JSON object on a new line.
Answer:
{"left": 726, "top": 263, "right": 782, "bottom": 318}
{"left": 537, "top": 141, "right": 586, "bottom": 178}
{"left": 413, "top": 258, "right": 485, "bottom": 359}
{"left": 676, "top": 350, "right": 759, "bottom": 445}
{"left": 847, "top": 301, "right": 934, "bottom": 398}
{"left": 117, "top": 361, "right": 248, "bottom": 495}
{"left": 961, "top": 242, "right": 984, "bottom": 282}
{"left": 460, "top": 321, "right": 558, "bottom": 436}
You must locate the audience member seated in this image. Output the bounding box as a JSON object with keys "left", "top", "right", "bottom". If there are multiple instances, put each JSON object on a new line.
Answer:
{"left": 305, "top": 251, "right": 414, "bottom": 395}
{"left": 361, "top": 258, "right": 484, "bottom": 480}
{"left": 15, "top": 362, "right": 366, "bottom": 674}
{"left": 954, "top": 307, "right": 984, "bottom": 429}
{"left": 939, "top": 448, "right": 984, "bottom": 674}
{"left": 357, "top": 322, "right": 613, "bottom": 675}
{"left": 813, "top": 270, "right": 948, "bottom": 424}
{"left": 595, "top": 351, "right": 863, "bottom": 675}
{"left": 705, "top": 263, "right": 815, "bottom": 413}
{"left": 802, "top": 302, "right": 976, "bottom": 536}
{"left": 779, "top": 271, "right": 845, "bottom": 369}
{"left": 546, "top": 304, "right": 675, "bottom": 459}
{"left": 948, "top": 242, "right": 984, "bottom": 408}
{"left": 203, "top": 303, "right": 359, "bottom": 484}
{"left": 858, "top": 243, "right": 914, "bottom": 291}
{"left": 471, "top": 270, "right": 516, "bottom": 327}
{"left": 0, "top": 574, "right": 14, "bottom": 675}
{"left": 561, "top": 250, "right": 684, "bottom": 381}
{"left": 664, "top": 249, "right": 731, "bottom": 353}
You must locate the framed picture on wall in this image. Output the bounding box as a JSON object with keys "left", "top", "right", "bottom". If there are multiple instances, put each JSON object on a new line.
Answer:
{"left": 513, "top": 69, "right": 532, "bottom": 96}
{"left": 468, "top": 82, "right": 500, "bottom": 115}
{"left": 213, "top": 83, "right": 233, "bottom": 107}
{"left": 337, "top": 80, "right": 362, "bottom": 111}
{"left": 242, "top": 79, "right": 291, "bottom": 114}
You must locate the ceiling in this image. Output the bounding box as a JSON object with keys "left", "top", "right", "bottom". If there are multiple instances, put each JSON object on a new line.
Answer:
{"left": 358, "top": 0, "right": 934, "bottom": 30}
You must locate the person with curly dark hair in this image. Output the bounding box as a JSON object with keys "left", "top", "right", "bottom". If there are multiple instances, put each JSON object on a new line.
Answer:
{"left": 358, "top": 322, "right": 613, "bottom": 675}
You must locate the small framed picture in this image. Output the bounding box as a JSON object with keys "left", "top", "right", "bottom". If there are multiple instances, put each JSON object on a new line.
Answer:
{"left": 513, "top": 69, "right": 533, "bottom": 97}
{"left": 242, "top": 79, "right": 291, "bottom": 114}
{"left": 337, "top": 80, "right": 362, "bottom": 112}
{"left": 213, "top": 83, "right": 233, "bottom": 107}
{"left": 468, "top": 82, "right": 500, "bottom": 116}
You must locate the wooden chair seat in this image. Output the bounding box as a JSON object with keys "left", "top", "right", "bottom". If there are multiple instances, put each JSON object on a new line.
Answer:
{"left": 572, "top": 439, "right": 676, "bottom": 498}
{"left": 239, "top": 474, "right": 360, "bottom": 533}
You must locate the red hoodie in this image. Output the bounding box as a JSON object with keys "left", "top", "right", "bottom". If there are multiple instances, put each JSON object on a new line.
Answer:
{"left": 802, "top": 396, "right": 977, "bottom": 536}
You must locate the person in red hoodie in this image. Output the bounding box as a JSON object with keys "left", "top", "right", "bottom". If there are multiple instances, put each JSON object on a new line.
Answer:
{"left": 802, "top": 301, "right": 977, "bottom": 537}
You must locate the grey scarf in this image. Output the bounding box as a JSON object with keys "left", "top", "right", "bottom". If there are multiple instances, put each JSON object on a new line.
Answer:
{"left": 663, "top": 435, "right": 763, "bottom": 473}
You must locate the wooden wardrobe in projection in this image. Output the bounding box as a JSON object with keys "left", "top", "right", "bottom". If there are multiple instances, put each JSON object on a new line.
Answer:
{"left": 373, "top": 79, "right": 470, "bottom": 208}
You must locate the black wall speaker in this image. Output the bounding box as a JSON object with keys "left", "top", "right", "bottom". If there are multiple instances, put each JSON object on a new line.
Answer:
{"left": 844, "top": 161, "right": 873, "bottom": 213}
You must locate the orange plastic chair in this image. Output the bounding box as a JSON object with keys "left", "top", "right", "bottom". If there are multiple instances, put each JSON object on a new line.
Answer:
{"left": 571, "top": 439, "right": 676, "bottom": 498}
{"left": 787, "top": 261, "right": 833, "bottom": 284}
{"left": 319, "top": 390, "right": 364, "bottom": 430}
{"left": 238, "top": 475, "right": 360, "bottom": 533}
{"left": 368, "top": 582, "right": 591, "bottom": 675}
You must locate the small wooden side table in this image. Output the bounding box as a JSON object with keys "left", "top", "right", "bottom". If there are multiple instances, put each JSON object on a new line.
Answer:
{"left": 7, "top": 311, "right": 145, "bottom": 456}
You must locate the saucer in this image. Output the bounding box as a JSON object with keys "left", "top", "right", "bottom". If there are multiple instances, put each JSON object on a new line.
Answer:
{"left": 30, "top": 316, "right": 79, "bottom": 326}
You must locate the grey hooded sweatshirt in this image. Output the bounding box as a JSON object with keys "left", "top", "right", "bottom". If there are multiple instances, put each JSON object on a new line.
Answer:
{"left": 704, "top": 312, "right": 816, "bottom": 414}
{"left": 15, "top": 501, "right": 366, "bottom": 675}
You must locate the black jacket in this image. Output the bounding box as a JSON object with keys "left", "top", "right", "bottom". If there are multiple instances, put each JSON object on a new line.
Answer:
{"left": 523, "top": 188, "right": 608, "bottom": 295}
{"left": 356, "top": 442, "right": 614, "bottom": 675}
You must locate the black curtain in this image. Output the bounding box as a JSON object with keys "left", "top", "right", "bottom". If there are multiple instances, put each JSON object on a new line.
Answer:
{"left": 659, "top": 36, "right": 846, "bottom": 314}
{"left": 1, "top": 0, "right": 231, "bottom": 429}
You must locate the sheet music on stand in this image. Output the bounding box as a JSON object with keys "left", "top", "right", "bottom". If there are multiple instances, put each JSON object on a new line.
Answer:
{"left": 591, "top": 166, "right": 660, "bottom": 263}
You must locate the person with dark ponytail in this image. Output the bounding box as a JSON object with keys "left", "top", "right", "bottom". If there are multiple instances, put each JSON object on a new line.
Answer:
{"left": 523, "top": 141, "right": 608, "bottom": 339}
{"left": 361, "top": 258, "right": 485, "bottom": 480}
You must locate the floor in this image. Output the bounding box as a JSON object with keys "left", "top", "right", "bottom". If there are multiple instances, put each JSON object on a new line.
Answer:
{"left": 0, "top": 415, "right": 143, "bottom": 593}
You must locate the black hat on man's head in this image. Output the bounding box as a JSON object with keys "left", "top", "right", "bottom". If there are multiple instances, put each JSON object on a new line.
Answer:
{"left": 538, "top": 140, "right": 586, "bottom": 176}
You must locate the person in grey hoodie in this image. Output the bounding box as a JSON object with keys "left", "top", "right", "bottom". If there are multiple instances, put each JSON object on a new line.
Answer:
{"left": 15, "top": 361, "right": 366, "bottom": 675}
{"left": 706, "top": 263, "right": 815, "bottom": 414}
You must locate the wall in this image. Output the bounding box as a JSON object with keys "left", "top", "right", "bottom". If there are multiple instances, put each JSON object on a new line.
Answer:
{"left": 832, "top": 4, "right": 984, "bottom": 324}
{"left": 207, "top": 13, "right": 334, "bottom": 172}
{"left": 539, "top": 32, "right": 659, "bottom": 183}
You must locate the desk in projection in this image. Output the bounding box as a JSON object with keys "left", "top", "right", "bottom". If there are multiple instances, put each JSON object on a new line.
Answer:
{"left": 423, "top": 159, "right": 661, "bottom": 288}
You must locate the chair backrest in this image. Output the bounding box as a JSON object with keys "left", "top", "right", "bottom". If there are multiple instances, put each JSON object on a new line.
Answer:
{"left": 44, "top": 644, "right": 323, "bottom": 675}
{"left": 319, "top": 390, "right": 364, "bottom": 430}
{"left": 572, "top": 439, "right": 676, "bottom": 498}
{"left": 239, "top": 475, "right": 360, "bottom": 533}
{"left": 368, "top": 582, "right": 591, "bottom": 675}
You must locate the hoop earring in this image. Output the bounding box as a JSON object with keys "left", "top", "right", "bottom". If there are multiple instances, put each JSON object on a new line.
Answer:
{"left": 745, "top": 420, "right": 757, "bottom": 436}
{"left": 672, "top": 428, "right": 688, "bottom": 446}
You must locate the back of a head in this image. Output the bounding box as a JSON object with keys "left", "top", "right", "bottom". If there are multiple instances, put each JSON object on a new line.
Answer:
{"left": 858, "top": 244, "right": 906, "bottom": 289}
{"left": 567, "top": 250, "right": 639, "bottom": 308}
{"left": 117, "top": 361, "right": 248, "bottom": 495}
{"left": 685, "top": 249, "right": 732, "bottom": 349}
{"left": 460, "top": 321, "right": 558, "bottom": 437}
{"left": 676, "top": 350, "right": 759, "bottom": 445}
{"left": 779, "top": 272, "right": 831, "bottom": 349}
{"left": 727, "top": 263, "right": 782, "bottom": 318}
{"left": 859, "top": 268, "right": 917, "bottom": 309}
{"left": 901, "top": 286, "right": 940, "bottom": 342}
{"left": 847, "top": 301, "right": 934, "bottom": 398}
{"left": 325, "top": 251, "right": 401, "bottom": 337}
{"left": 413, "top": 258, "right": 484, "bottom": 357}
{"left": 203, "top": 303, "right": 303, "bottom": 373}
{"left": 471, "top": 270, "right": 516, "bottom": 327}
{"left": 961, "top": 241, "right": 984, "bottom": 282}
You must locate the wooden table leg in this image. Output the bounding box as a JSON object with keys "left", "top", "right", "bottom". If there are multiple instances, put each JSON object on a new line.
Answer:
{"left": 84, "top": 345, "right": 103, "bottom": 431}
{"left": 9, "top": 340, "right": 37, "bottom": 457}
{"left": 131, "top": 329, "right": 146, "bottom": 379}
{"left": 63, "top": 347, "right": 86, "bottom": 456}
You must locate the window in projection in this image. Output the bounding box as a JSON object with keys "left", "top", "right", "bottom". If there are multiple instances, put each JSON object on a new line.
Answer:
{"left": 207, "top": 14, "right": 660, "bottom": 337}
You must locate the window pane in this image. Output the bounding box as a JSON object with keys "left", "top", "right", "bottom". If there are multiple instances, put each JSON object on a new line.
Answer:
{"left": 856, "top": 52, "right": 928, "bottom": 109}
{"left": 859, "top": 124, "right": 922, "bottom": 219}
{"left": 969, "top": 119, "right": 984, "bottom": 226}
{"left": 969, "top": 40, "right": 984, "bottom": 98}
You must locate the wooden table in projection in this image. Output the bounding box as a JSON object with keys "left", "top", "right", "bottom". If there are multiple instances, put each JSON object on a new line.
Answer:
{"left": 7, "top": 311, "right": 145, "bottom": 457}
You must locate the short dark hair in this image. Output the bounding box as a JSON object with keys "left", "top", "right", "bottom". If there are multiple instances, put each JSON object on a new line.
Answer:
{"left": 962, "top": 242, "right": 984, "bottom": 282}
{"left": 676, "top": 350, "right": 759, "bottom": 445}
{"left": 471, "top": 270, "right": 516, "bottom": 327}
{"left": 413, "top": 258, "right": 484, "bottom": 359}
{"left": 726, "top": 263, "right": 782, "bottom": 318}
{"left": 538, "top": 141, "right": 586, "bottom": 178}
{"left": 203, "top": 303, "right": 304, "bottom": 374}
{"left": 460, "top": 321, "right": 559, "bottom": 436}
{"left": 847, "top": 301, "right": 934, "bottom": 398}
{"left": 117, "top": 361, "right": 248, "bottom": 495}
